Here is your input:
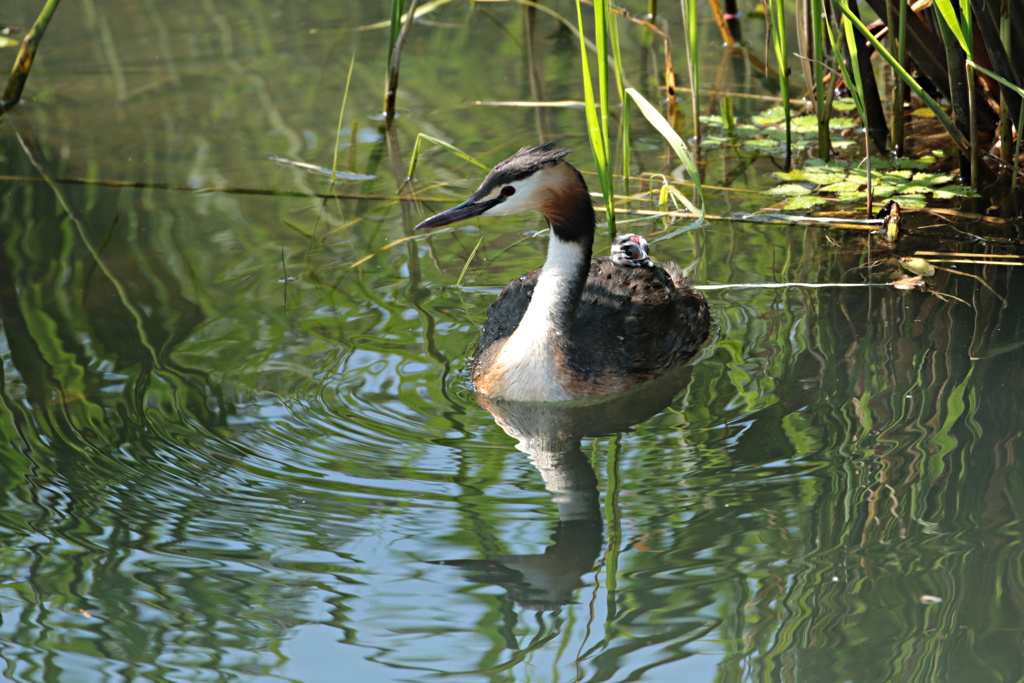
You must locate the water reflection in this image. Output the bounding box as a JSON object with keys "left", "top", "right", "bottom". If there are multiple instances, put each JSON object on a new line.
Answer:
{"left": 435, "top": 368, "right": 696, "bottom": 611}
{"left": 432, "top": 436, "right": 601, "bottom": 610}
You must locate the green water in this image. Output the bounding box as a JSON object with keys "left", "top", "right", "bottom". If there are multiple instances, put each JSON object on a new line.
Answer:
{"left": 1, "top": 2, "right": 1022, "bottom": 682}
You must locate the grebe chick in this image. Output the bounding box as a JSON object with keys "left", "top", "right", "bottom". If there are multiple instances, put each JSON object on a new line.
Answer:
{"left": 415, "top": 143, "right": 711, "bottom": 402}
{"left": 610, "top": 233, "right": 653, "bottom": 268}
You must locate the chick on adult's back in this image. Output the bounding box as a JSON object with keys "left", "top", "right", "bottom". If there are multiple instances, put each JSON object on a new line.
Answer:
{"left": 415, "top": 143, "right": 710, "bottom": 402}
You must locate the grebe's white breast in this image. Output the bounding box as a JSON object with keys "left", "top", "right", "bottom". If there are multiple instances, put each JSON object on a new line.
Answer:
{"left": 473, "top": 236, "right": 586, "bottom": 402}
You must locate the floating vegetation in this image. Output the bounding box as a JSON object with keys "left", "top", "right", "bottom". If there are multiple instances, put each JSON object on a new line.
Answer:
{"left": 770, "top": 157, "right": 978, "bottom": 211}
{"left": 700, "top": 102, "right": 858, "bottom": 157}
{"left": 899, "top": 256, "right": 936, "bottom": 278}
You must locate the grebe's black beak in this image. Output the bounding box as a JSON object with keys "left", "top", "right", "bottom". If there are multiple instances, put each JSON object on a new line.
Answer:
{"left": 414, "top": 196, "right": 502, "bottom": 230}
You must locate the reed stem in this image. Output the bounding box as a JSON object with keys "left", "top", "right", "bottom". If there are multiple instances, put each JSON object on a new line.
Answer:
{"left": 1, "top": 0, "right": 62, "bottom": 112}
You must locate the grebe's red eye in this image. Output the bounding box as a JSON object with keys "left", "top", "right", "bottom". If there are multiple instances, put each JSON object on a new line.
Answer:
{"left": 501, "top": 186, "right": 516, "bottom": 197}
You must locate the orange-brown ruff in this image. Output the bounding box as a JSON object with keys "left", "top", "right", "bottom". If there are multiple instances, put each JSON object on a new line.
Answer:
{"left": 415, "top": 143, "right": 711, "bottom": 402}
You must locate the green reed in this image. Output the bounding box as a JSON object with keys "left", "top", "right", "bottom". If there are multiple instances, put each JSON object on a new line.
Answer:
{"left": 330, "top": 53, "right": 358, "bottom": 190}
{"left": 934, "top": 0, "right": 977, "bottom": 187}
{"left": 969, "top": 59, "right": 1024, "bottom": 187}
{"left": 833, "top": 2, "right": 969, "bottom": 157}
{"left": 383, "top": 0, "right": 405, "bottom": 124}
{"left": 607, "top": 3, "right": 631, "bottom": 198}
{"left": 406, "top": 134, "right": 487, "bottom": 185}
{"left": 767, "top": 0, "right": 792, "bottom": 170}
{"left": 627, "top": 88, "right": 705, "bottom": 229}
{"left": 887, "top": 0, "right": 908, "bottom": 154}
{"left": 809, "top": 0, "right": 831, "bottom": 156}
{"left": 681, "top": 0, "right": 700, "bottom": 147}
{"left": 830, "top": 1, "right": 877, "bottom": 210}
{"left": 832, "top": 0, "right": 1022, "bottom": 193}
{"left": 998, "top": 7, "right": 1014, "bottom": 168}
{"left": 575, "top": 0, "right": 616, "bottom": 234}
{"left": 383, "top": 0, "right": 420, "bottom": 125}
{"left": 1, "top": 0, "right": 62, "bottom": 113}
{"left": 995, "top": 9, "right": 1011, "bottom": 167}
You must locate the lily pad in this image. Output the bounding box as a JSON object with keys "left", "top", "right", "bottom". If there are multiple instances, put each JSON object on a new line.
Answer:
{"left": 765, "top": 154, "right": 975, "bottom": 211}
{"left": 746, "top": 138, "right": 784, "bottom": 151}
{"left": 828, "top": 117, "right": 857, "bottom": 130}
{"left": 768, "top": 183, "right": 814, "bottom": 197}
{"left": 821, "top": 180, "right": 864, "bottom": 195}
{"left": 751, "top": 105, "right": 790, "bottom": 125}
{"left": 782, "top": 195, "right": 829, "bottom": 210}
{"left": 775, "top": 167, "right": 847, "bottom": 185}
{"left": 700, "top": 103, "right": 975, "bottom": 212}
{"left": 790, "top": 115, "right": 820, "bottom": 133}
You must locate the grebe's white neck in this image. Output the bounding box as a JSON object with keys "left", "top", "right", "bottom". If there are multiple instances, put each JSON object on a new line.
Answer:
{"left": 489, "top": 232, "right": 591, "bottom": 401}
{"left": 519, "top": 233, "right": 589, "bottom": 333}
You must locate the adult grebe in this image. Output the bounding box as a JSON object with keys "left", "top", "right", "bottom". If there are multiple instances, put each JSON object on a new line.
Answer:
{"left": 415, "top": 143, "right": 710, "bottom": 402}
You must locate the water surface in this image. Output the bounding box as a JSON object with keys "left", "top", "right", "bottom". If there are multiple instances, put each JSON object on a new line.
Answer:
{"left": 1, "top": 2, "right": 1022, "bottom": 681}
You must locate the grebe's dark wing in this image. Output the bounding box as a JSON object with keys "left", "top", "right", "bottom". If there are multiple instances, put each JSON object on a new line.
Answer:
{"left": 475, "top": 267, "right": 542, "bottom": 358}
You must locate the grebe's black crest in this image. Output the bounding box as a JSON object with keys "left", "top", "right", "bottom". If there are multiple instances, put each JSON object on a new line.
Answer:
{"left": 487, "top": 141, "right": 571, "bottom": 184}
{"left": 415, "top": 144, "right": 711, "bottom": 402}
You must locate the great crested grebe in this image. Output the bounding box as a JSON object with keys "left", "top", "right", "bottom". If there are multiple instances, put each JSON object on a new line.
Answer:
{"left": 415, "top": 142, "right": 711, "bottom": 402}
{"left": 610, "top": 233, "right": 653, "bottom": 268}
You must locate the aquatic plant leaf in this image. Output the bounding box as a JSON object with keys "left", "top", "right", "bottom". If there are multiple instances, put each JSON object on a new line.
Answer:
{"left": 773, "top": 170, "right": 806, "bottom": 182}
{"left": 890, "top": 156, "right": 935, "bottom": 170}
{"left": 769, "top": 183, "right": 813, "bottom": 197}
{"left": 870, "top": 185, "right": 903, "bottom": 199}
{"left": 890, "top": 184, "right": 932, "bottom": 195}
{"left": 704, "top": 101, "right": 860, "bottom": 161}
{"left": 751, "top": 105, "right": 789, "bottom": 125}
{"left": 932, "top": 188, "right": 978, "bottom": 199}
{"left": 701, "top": 135, "right": 731, "bottom": 148}
{"left": 828, "top": 117, "right": 856, "bottom": 130}
{"left": 733, "top": 124, "right": 761, "bottom": 137}
{"left": 880, "top": 170, "right": 913, "bottom": 181}
{"left": 907, "top": 173, "right": 955, "bottom": 187}
{"left": 746, "top": 138, "right": 783, "bottom": 151}
{"left": 775, "top": 168, "right": 847, "bottom": 185}
{"left": 900, "top": 257, "right": 936, "bottom": 277}
{"left": 790, "top": 115, "right": 819, "bottom": 134}
{"left": 783, "top": 195, "right": 829, "bottom": 210}
{"left": 767, "top": 152, "right": 974, "bottom": 211}
{"left": 821, "top": 180, "right": 864, "bottom": 195}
